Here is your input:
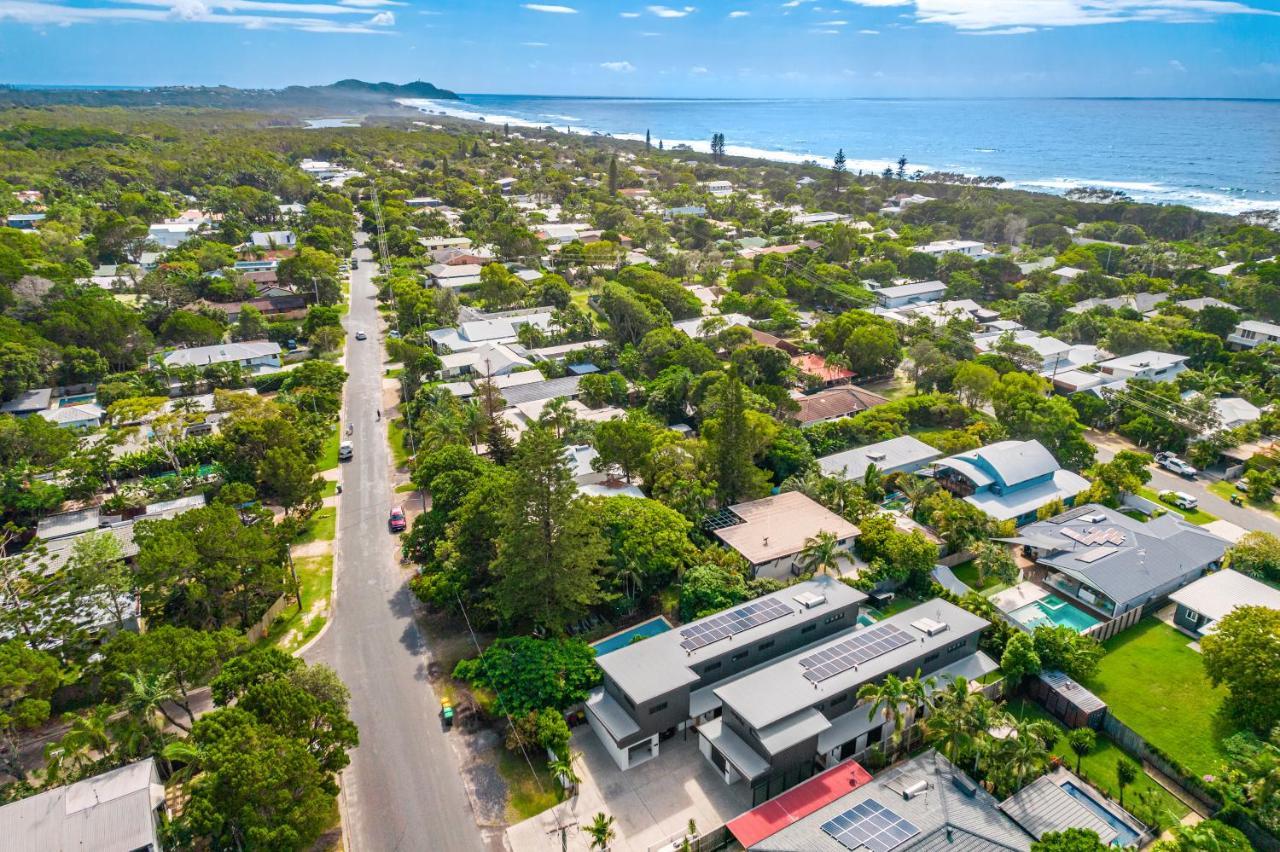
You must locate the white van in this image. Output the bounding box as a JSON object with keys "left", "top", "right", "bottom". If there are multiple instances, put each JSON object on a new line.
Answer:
{"left": 338, "top": 440, "right": 354, "bottom": 461}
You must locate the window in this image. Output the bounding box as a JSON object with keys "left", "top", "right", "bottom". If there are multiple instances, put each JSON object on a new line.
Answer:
{"left": 649, "top": 702, "right": 668, "bottom": 715}
{"left": 703, "top": 661, "right": 722, "bottom": 674}
{"left": 801, "top": 624, "right": 817, "bottom": 635}
{"left": 922, "top": 652, "right": 939, "bottom": 664}
{"left": 758, "top": 640, "right": 775, "bottom": 652}
{"left": 944, "top": 639, "right": 966, "bottom": 653}
{"left": 731, "top": 651, "right": 748, "bottom": 662}
{"left": 824, "top": 612, "right": 846, "bottom": 625}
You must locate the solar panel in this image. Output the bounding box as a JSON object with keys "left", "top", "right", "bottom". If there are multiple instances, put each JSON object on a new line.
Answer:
{"left": 678, "top": 597, "right": 792, "bottom": 651}
{"left": 821, "top": 800, "right": 921, "bottom": 852}
{"left": 799, "top": 624, "right": 912, "bottom": 684}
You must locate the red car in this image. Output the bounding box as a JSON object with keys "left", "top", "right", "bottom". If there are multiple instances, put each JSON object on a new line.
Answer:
{"left": 388, "top": 506, "right": 407, "bottom": 532}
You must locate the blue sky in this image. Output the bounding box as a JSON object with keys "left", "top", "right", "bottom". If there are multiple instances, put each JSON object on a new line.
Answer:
{"left": 2, "top": 0, "right": 1279, "bottom": 97}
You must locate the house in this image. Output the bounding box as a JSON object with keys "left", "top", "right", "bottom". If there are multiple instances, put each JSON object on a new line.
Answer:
{"left": 930, "top": 440, "right": 1090, "bottom": 526}
{"left": 161, "top": 340, "right": 282, "bottom": 371}
{"left": 249, "top": 230, "right": 296, "bottom": 249}
{"left": 146, "top": 221, "right": 203, "bottom": 249}
{"left": 438, "top": 342, "right": 532, "bottom": 379}
{"left": 793, "top": 386, "right": 889, "bottom": 426}
{"left": 792, "top": 211, "right": 848, "bottom": 226}
{"left": 425, "top": 263, "right": 484, "bottom": 289}
{"left": 728, "top": 751, "right": 1037, "bottom": 851}
{"left": 1052, "top": 266, "right": 1086, "bottom": 281}
{"left": 1095, "top": 350, "right": 1188, "bottom": 383}
{"left": 0, "top": 758, "right": 167, "bottom": 852}
{"left": 973, "top": 329, "right": 1105, "bottom": 376}
{"left": 873, "top": 280, "right": 947, "bottom": 309}
{"left": 426, "top": 308, "right": 555, "bottom": 353}
{"left": 701, "top": 600, "right": 994, "bottom": 787}
{"left": 748, "top": 328, "right": 801, "bottom": 354}
{"left": 406, "top": 196, "right": 444, "bottom": 208}
{"left": 711, "top": 491, "right": 859, "bottom": 579}
{"left": 39, "top": 403, "right": 105, "bottom": 429}
{"left": 704, "top": 180, "right": 734, "bottom": 196}
{"left": 0, "top": 387, "right": 53, "bottom": 417}
{"left": 1068, "top": 292, "right": 1165, "bottom": 315}
{"left": 672, "top": 312, "right": 754, "bottom": 339}
{"left": 1000, "top": 770, "right": 1145, "bottom": 846}
{"left": 537, "top": 223, "right": 583, "bottom": 244}
{"left": 873, "top": 298, "right": 1000, "bottom": 329}
{"left": 495, "top": 176, "right": 518, "bottom": 193}
{"left": 586, "top": 576, "right": 867, "bottom": 771}
{"left": 914, "top": 239, "right": 988, "bottom": 259}
{"left": 1208, "top": 396, "right": 1262, "bottom": 430}
{"left": 4, "top": 212, "right": 46, "bottom": 229}
{"left": 1170, "top": 297, "right": 1237, "bottom": 314}
{"left": 1228, "top": 319, "right": 1280, "bottom": 349}
{"left": 818, "top": 435, "right": 943, "bottom": 481}
{"left": 419, "top": 235, "right": 472, "bottom": 252}
{"left": 1005, "top": 503, "right": 1229, "bottom": 623}
{"left": 1168, "top": 569, "right": 1280, "bottom": 636}
{"left": 792, "top": 353, "right": 859, "bottom": 388}
{"left": 663, "top": 205, "right": 708, "bottom": 219}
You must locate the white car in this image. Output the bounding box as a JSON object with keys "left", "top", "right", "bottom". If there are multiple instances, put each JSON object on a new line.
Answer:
{"left": 338, "top": 441, "right": 354, "bottom": 461}
{"left": 355, "top": 331, "right": 367, "bottom": 341}
{"left": 1158, "top": 489, "right": 1198, "bottom": 511}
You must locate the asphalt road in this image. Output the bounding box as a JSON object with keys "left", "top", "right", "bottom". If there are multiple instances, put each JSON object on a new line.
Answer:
{"left": 1088, "top": 430, "right": 1280, "bottom": 535}
{"left": 304, "top": 236, "right": 486, "bottom": 852}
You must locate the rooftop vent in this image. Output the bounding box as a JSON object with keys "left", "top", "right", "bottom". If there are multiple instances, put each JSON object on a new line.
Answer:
{"left": 1084, "top": 513, "right": 1106, "bottom": 524}
{"left": 910, "top": 617, "right": 949, "bottom": 637}
{"left": 793, "top": 592, "right": 827, "bottom": 610}
{"left": 867, "top": 451, "right": 887, "bottom": 461}
{"left": 951, "top": 772, "right": 978, "bottom": 798}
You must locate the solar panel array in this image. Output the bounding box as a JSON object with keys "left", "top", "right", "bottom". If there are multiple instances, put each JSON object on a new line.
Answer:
{"left": 702, "top": 507, "right": 746, "bottom": 532}
{"left": 678, "top": 598, "right": 792, "bottom": 651}
{"left": 1062, "top": 526, "right": 1126, "bottom": 547}
{"left": 799, "top": 624, "right": 912, "bottom": 684}
{"left": 821, "top": 800, "right": 921, "bottom": 852}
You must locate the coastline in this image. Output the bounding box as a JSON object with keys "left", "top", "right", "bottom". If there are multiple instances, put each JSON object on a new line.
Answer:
{"left": 399, "top": 96, "right": 1280, "bottom": 218}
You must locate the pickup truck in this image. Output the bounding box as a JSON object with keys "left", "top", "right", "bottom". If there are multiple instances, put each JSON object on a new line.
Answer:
{"left": 1154, "top": 452, "right": 1197, "bottom": 478}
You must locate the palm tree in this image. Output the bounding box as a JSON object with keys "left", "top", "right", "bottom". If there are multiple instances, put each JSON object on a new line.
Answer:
{"left": 996, "top": 719, "right": 1052, "bottom": 795}
{"left": 798, "top": 530, "right": 843, "bottom": 577}
{"left": 897, "top": 474, "right": 935, "bottom": 509}
{"left": 540, "top": 396, "right": 576, "bottom": 441}
{"left": 548, "top": 751, "right": 580, "bottom": 798}
{"left": 582, "top": 812, "right": 616, "bottom": 851}
{"left": 858, "top": 674, "right": 909, "bottom": 761}
{"left": 162, "top": 737, "right": 205, "bottom": 786}
{"left": 44, "top": 706, "right": 114, "bottom": 784}
{"left": 118, "top": 670, "right": 188, "bottom": 733}
{"left": 862, "top": 462, "right": 885, "bottom": 503}
{"left": 899, "top": 671, "right": 937, "bottom": 751}
{"left": 1068, "top": 728, "right": 1096, "bottom": 775}
{"left": 1116, "top": 758, "right": 1137, "bottom": 807}
{"left": 459, "top": 400, "right": 489, "bottom": 450}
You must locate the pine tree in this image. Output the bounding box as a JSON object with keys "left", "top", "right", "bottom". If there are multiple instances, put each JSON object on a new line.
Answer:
{"left": 708, "top": 370, "right": 762, "bottom": 506}
{"left": 645, "top": 129, "right": 651, "bottom": 150}
{"left": 832, "top": 148, "right": 847, "bottom": 192}
{"left": 503, "top": 122, "right": 509, "bottom": 137}
{"left": 607, "top": 154, "right": 619, "bottom": 195}
{"left": 441, "top": 154, "right": 450, "bottom": 178}
{"left": 897, "top": 154, "right": 908, "bottom": 180}
{"left": 659, "top": 140, "right": 664, "bottom": 151}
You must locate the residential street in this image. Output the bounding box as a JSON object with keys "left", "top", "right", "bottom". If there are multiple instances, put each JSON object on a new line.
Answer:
{"left": 304, "top": 235, "right": 488, "bottom": 852}
{"left": 1088, "top": 430, "right": 1280, "bottom": 536}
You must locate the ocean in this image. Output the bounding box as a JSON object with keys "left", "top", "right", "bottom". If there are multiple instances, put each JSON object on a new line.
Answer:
{"left": 401, "top": 95, "right": 1280, "bottom": 216}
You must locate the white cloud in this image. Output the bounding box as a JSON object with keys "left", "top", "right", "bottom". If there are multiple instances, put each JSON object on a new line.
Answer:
{"left": 958, "top": 25, "right": 1037, "bottom": 35}
{"left": 839, "top": 0, "right": 1280, "bottom": 32}
{"left": 368, "top": 9, "right": 392, "bottom": 24}
{"left": 858, "top": 27, "right": 878, "bottom": 32}
{"left": 817, "top": 18, "right": 848, "bottom": 24}
{"left": 728, "top": 8, "right": 749, "bottom": 16}
{"left": 521, "top": 40, "right": 548, "bottom": 45}
{"left": 647, "top": 4, "right": 695, "bottom": 16}
{"left": 620, "top": 9, "right": 640, "bottom": 15}
{"left": 601, "top": 60, "right": 637, "bottom": 72}
{"left": 0, "top": 0, "right": 393, "bottom": 31}
{"left": 812, "top": 26, "right": 840, "bottom": 32}
{"left": 690, "top": 65, "right": 708, "bottom": 73}
{"left": 337, "top": 0, "right": 404, "bottom": 7}
{"left": 522, "top": 3, "right": 576, "bottom": 13}
{"left": 1169, "top": 58, "right": 1187, "bottom": 71}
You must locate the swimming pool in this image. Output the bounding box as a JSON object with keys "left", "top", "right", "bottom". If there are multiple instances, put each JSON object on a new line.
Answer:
{"left": 857, "top": 613, "right": 877, "bottom": 627}
{"left": 1060, "top": 781, "right": 1141, "bottom": 846}
{"left": 591, "top": 616, "right": 672, "bottom": 656}
{"left": 1008, "top": 594, "right": 1100, "bottom": 633}
{"left": 56, "top": 393, "right": 97, "bottom": 407}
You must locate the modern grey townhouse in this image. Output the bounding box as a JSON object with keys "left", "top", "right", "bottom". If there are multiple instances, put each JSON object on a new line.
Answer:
{"left": 586, "top": 576, "right": 867, "bottom": 771}
{"left": 699, "top": 599, "right": 994, "bottom": 790}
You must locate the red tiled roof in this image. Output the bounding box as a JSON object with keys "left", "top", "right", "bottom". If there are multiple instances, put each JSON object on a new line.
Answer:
{"left": 792, "top": 353, "right": 855, "bottom": 382}
{"left": 726, "top": 760, "right": 873, "bottom": 848}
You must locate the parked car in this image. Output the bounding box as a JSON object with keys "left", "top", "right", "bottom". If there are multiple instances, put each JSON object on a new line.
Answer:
{"left": 1154, "top": 452, "right": 1197, "bottom": 477}
{"left": 388, "top": 506, "right": 407, "bottom": 532}
{"left": 1159, "top": 489, "right": 1198, "bottom": 511}
{"left": 338, "top": 441, "right": 354, "bottom": 461}
{"left": 355, "top": 330, "right": 367, "bottom": 340}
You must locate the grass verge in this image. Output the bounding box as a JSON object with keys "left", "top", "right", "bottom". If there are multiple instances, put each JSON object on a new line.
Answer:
{"left": 496, "top": 745, "right": 560, "bottom": 822}
{"left": 1084, "top": 618, "right": 1238, "bottom": 778}
{"left": 395, "top": 481, "right": 418, "bottom": 494}
{"left": 1136, "top": 486, "right": 1217, "bottom": 525}
{"left": 320, "top": 479, "right": 339, "bottom": 498}
{"left": 266, "top": 554, "right": 333, "bottom": 652}
{"left": 295, "top": 507, "right": 337, "bottom": 544}
{"left": 1207, "top": 480, "right": 1276, "bottom": 515}
{"left": 318, "top": 428, "right": 341, "bottom": 472}
{"left": 387, "top": 417, "right": 412, "bottom": 467}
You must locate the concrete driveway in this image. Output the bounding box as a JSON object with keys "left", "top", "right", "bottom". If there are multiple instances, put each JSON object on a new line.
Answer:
{"left": 506, "top": 728, "right": 751, "bottom": 852}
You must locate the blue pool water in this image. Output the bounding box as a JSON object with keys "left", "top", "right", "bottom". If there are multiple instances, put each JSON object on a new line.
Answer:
{"left": 1061, "top": 781, "right": 1141, "bottom": 847}
{"left": 56, "top": 393, "right": 96, "bottom": 407}
{"left": 857, "top": 613, "right": 877, "bottom": 628}
{"left": 1009, "top": 595, "right": 1100, "bottom": 633}
{"left": 592, "top": 617, "right": 672, "bottom": 656}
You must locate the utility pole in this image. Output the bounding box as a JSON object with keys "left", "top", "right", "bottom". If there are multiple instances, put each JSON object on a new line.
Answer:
{"left": 547, "top": 819, "right": 577, "bottom": 852}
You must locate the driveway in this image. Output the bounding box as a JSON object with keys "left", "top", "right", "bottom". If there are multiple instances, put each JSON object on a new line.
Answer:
{"left": 303, "top": 234, "right": 494, "bottom": 852}
{"left": 1088, "top": 430, "right": 1280, "bottom": 536}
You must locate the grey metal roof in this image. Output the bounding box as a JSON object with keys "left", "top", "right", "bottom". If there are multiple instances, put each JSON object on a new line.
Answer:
{"left": 1167, "top": 569, "right": 1280, "bottom": 623}
{"left": 751, "top": 751, "right": 1032, "bottom": 851}
{"left": 0, "top": 387, "right": 53, "bottom": 414}
{"left": 497, "top": 374, "right": 582, "bottom": 406}
{"left": 1020, "top": 504, "right": 1229, "bottom": 608}
{"left": 818, "top": 436, "right": 943, "bottom": 480}
{"left": 998, "top": 775, "right": 1117, "bottom": 844}
{"left": 162, "top": 340, "right": 280, "bottom": 368}
{"left": 715, "top": 599, "right": 988, "bottom": 731}
{"left": 0, "top": 758, "right": 162, "bottom": 852}
{"left": 596, "top": 576, "right": 866, "bottom": 705}
{"left": 876, "top": 280, "right": 947, "bottom": 299}
{"left": 966, "top": 440, "right": 1060, "bottom": 489}
{"left": 1037, "top": 670, "right": 1107, "bottom": 715}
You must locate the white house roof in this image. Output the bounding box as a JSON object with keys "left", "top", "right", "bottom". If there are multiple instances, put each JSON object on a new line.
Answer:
{"left": 714, "top": 491, "right": 859, "bottom": 565}
{"left": 1097, "top": 350, "right": 1187, "bottom": 373}
{"left": 875, "top": 280, "right": 946, "bottom": 300}
{"left": 1168, "top": 569, "right": 1280, "bottom": 627}
{"left": 162, "top": 340, "right": 280, "bottom": 368}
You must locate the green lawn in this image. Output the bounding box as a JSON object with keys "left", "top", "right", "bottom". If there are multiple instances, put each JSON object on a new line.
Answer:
{"left": 295, "top": 507, "right": 337, "bottom": 544}
{"left": 264, "top": 554, "right": 333, "bottom": 652}
{"left": 495, "top": 746, "right": 560, "bottom": 821}
{"left": 387, "top": 417, "right": 412, "bottom": 467}
{"left": 1136, "top": 486, "right": 1217, "bottom": 525}
{"left": 950, "top": 559, "right": 1002, "bottom": 592}
{"left": 395, "top": 481, "right": 418, "bottom": 494}
{"left": 1208, "top": 480, "right": 1277, "bottom": 515}
{"left": 1083, "top": 618, "right": 1239, "bottom": 778}
{"left": 320, "top": 479, "right": 339, "bottom": 498}
{"left": 318, "top": 428, "right": 341, "bottom": 471}
{"left": 1005, "top": 698, "right": 1190, "bottom": 820}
